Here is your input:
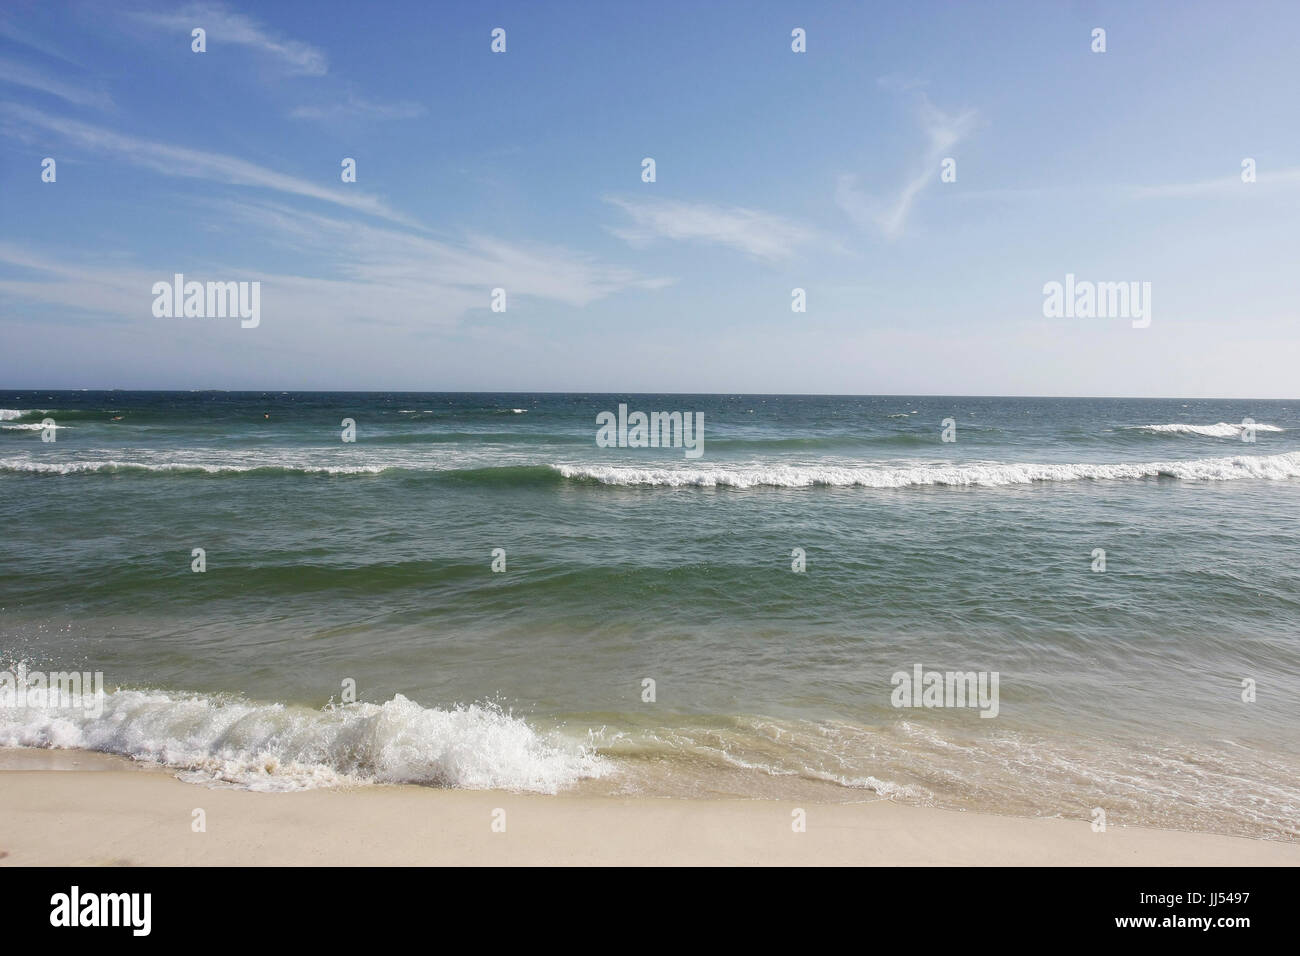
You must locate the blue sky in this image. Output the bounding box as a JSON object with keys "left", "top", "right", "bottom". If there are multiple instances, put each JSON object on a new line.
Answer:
{"left": 1, "top": 0, "right": 1298, "bottom": 395}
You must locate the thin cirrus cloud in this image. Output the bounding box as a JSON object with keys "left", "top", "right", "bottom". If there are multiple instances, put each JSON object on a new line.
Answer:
{"left": 290, "top": 91, "right": 426, "bottom": 122}
{"left": 0, "top": 195, "right": 673, "bottom": 332}
{"left": 0, "top": 58, "right": 113, "bottom": 110}
{"left": 0, "top": 104, "right": 415, "bottom": 226}
{"left": 603, "top": 195, "right": 818, "bottom": 261}
{"left": 947, "top": 168, "right": 1300, "bottom": 204}
{"left": 0, "top": 17, "right": 84, "bottom": 66}
{"left": 838, "top": 93, "right": 978, "bottom": 239}
{"left": 129, "top": 7, "right": 417, "bottom": 129}
{"left": 1131, "top": 166, "right": 1300, "bottom": 199}
{"left": 218, "top": 198, "right": 674, "bottom": 308}
{"left": 128, "top": 2, "right": 327, "bottom": 76}
{"left": 0, "top": 242, "right": 163, "bottom": 321}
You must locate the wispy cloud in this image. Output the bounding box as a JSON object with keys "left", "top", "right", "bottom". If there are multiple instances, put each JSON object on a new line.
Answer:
{"left": 0, "top": 58, "right": 113, "bottom": 109}
{"left": 0, "top": 18, "right": 84, "bottom": 66}
{"left": 0, "top": 201, "right": 672, "bottom": 330}
{"left": 1131, "top": 167, "right": 1300, "bottom": 199}
{"left": 290, "top": 90, "right": 425, "bottom": 122}
{"left": 604, "top": 196, "right": 817, "bottom": 261}
{"left": 875, "top": 73, "right": 928, "bottom": 93}
{"left": 0, "top": 104, "right": 413, "bottom": 225}
{"left": 0, "top": 242, "right": 159, "bottom": 319}
{"left": 129, "top": 2, "right": 327, "bottom": 76}
{"left": 949, "top": 167, "right": 1300, "bottom": 203}
{"left": 838, "top": 94, "right": 978, "bottom": 239}
{"left": 221, "top": 199, "right": 674, "bottom": 307}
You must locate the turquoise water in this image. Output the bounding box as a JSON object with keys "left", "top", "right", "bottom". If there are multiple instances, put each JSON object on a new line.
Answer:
{"left": 2, "top": 392, "right": 1298, "bottom": 838}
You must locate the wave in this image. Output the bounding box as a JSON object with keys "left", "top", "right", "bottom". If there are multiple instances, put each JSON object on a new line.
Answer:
{"left": 0, "top": 408, "right": 97, "bottom": 422}
{"left": 8, "top": 452, "right": 1300, "bottom": 488}
{"left": 0, "top": 459, "right": 578, "bottom": 488}
{"left": 1126, "top": 422, "right": 1285, "bottom": 438}
{"left": 554, "top": 451, "right": 1300, "bottom": 488}
{"left": 361, "top": 431, "right": 583, "bottom": 446}
{"left": 0, "top": 687, "right": 606, "bottom": 792}
{"left": 438, "top": 463, "right": 565, "bottom": 486}
{"left": 0, "top": 459, "right": 391, "bottom": 476}
{"left": 707, "top": 433, "right": 935, "bottom": 451}
{"left": 1, "top": 422, "right": 69, "bottom": 431}
{"left": 393, "top": 406, "right": 530, "bottom": 418}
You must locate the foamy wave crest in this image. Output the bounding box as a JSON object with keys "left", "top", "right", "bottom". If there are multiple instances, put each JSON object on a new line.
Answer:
{"left": 1128, "top": 422, "right": 1285, "bottom": 438}
{"left": 0, "top": 689, "right": 606, "bottom": 792}
{"left": 1, "top": 423, "right": 68, "bottom": 431}
{"left": 555, "top": 451, "right": 1300, "bottom": 488}
{"left": 0, "top": 409, "right": 30, "bottom": 421}
{"left": 0, "top": 459, "right": 387, "bottom": 476}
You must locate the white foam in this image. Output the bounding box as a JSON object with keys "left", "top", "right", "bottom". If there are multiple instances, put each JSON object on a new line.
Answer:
{"left": 0, "top": 688, "right": 606, "bottom": 793}
{"left": 1, "top": 423, "right": 68, "bottom": 431}
{"left": 0, "top": 409, "right": 28, "bottom": 421}
{"left": 0, "top": 459, "right": 387, "bottom": 475}
{"left": 1128, "top": 422, "right": 1285, "bottom": 438}
{"left": 555, "top": 451, "right": 1300, "bottom": 489}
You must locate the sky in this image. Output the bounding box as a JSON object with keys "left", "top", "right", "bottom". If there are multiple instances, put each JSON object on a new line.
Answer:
{"left": 1, "top": 0, "right": 1298, "bottom": 396}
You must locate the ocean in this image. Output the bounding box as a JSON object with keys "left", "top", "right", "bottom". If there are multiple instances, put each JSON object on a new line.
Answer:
{"left": 1, "top": 391, "right": 1297, "bottom": 840}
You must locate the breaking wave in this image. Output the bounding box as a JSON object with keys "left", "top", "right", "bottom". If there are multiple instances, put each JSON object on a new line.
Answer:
{"left": 7, "top": 452, "right": 1300, "bottom": 489}
{"left": 1127, "top": 422, "right": 1285, "bottom": 438}
{"left": 554, "top": 451, "right": 1300, "bottom": 488}
{"left": 0, "top": 686, "right": 606, "bottom": 793}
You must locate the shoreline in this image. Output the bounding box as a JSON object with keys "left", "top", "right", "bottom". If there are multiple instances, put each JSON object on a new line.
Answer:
{"left": 1, "top": 750, "right": 1295, "bottom": 866}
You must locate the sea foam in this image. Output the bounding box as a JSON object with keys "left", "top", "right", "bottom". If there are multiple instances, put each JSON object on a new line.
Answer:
{"left": 0, "top": 459, "right": 388, "bottom": 476}
{"left": 554, "top": 451, "right": 1300, "bottom": 488}
{"left": 1127, "top": 422, "right": 1285, "bottom": 438}
{"left": 7, "top": 450, "right": 1300, "bottom": 487}
{"left": 0, "top": 687, "right": 606, "bottom": 792}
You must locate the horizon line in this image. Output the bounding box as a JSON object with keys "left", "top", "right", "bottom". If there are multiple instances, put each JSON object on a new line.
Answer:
{"left": 3, "top": 387, "right": 1297, "bottom": 402}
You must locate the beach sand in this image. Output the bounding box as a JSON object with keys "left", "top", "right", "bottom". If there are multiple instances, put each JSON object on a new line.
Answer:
{"left": 0, "top": 750, "right": 1295, "bottom": 866}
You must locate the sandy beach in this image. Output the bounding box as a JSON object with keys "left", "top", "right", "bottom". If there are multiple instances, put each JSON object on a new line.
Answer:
{"left": 1, "top": 750, "right": 1295, "bottom": 866}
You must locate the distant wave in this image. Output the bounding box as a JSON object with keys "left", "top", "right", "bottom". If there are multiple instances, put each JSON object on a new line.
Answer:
{"left": 0, "top": 687, "right": 605, "bottom": 792}
{"left": 398, "top": 407, "right": 527, "bottom": 415}
{"left": 703, "top": 434, "right": 936, "bottom": 451}
{"left": 8, "top": 452, "right": 1300, "bottom": 488}
{"left": 362, "top": 431, "right": 583, "bottom": 446}
{"left": 0, "top": 459, "right": 391, "bottom": 476}
{"left": 1126, "top": 422, "right": 1285, "bottom": 438}
{"left": 554, "top": 452, "right": 1300, "bottom": 488}
{"left": 0, "top": 408, "right": 117, "bottom": 424}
